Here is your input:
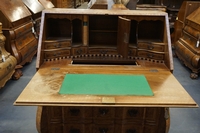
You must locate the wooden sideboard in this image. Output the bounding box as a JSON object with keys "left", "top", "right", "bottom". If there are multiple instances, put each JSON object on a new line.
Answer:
{"left": 15, "top": 9, "right": 197, "bottom": 133}
{"left": 175, "top": 7, "right": 200, "bottom": 79}
{"left": 0, "top": 0, "right": 38, "bottom": 79}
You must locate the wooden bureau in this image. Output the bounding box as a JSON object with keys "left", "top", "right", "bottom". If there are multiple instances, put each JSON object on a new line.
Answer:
{"left": 0, "top": 0, "right": 38, "bottom": 79}
{"left": 14, "top": 9, "right": 197, "bottom": 133}
{"left": 175, "top": 7, "right": 200, "bottom": 79}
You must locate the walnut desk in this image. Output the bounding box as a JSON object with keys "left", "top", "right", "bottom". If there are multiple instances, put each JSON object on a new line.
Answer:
{"left": 14, "top": 9, "right": 197, "bottom": 133}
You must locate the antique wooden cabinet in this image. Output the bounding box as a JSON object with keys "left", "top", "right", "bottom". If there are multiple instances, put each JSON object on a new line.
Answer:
{"left": 175, "top": 7, "right": 200, "bottom": 79}
{"left": 0, "top": 0, "right": 38, "bottom": 79}
{"left": 15, "top": 9, "right": 197, "bottom": 133}
{"left": 0, "top": 22, "right": 17, "bottom": 88}
{"left": 22, "top": 0, "right": 45, "bottom": 39}
{"left": 173, "top": 1, "right": 200, "bottom": 44}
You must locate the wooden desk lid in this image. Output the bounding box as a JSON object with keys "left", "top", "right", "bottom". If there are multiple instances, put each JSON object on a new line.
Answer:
{"left": 14, "top": 60, "right": 197, "bottom": 108}
{"left": 22, "top": 0, "right": 45, "bottom": 14}
{"left": 0, "top": 0, "right": 31, "bottom": 23}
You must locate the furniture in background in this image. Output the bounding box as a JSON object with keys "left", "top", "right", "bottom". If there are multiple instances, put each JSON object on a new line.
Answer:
{"left": 14, "top": 9, "right": 197, "bottom": 133}
{"left": 0, "top": 0, "right": 38, "bottom": 79}
{"left": 0, "top": 22, "right": 17, "bottom": 88}
{"left": 22, "top": 0, "right": 45, "bottom": 40}
{"left": 173, "top": 1, "right": 200, "bottom": 45}
{"left": 175, "top": 7, "right": 200, "bottom": 79}
{"left": 38, "top": 0, "right": 55, "bottom": 9}
{"left": 50, "top": 0, "right": 82, "bottom": 8}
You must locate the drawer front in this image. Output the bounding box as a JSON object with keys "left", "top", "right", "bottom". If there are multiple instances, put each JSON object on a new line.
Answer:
{"left": 63, "top": 107, "right": 93, "bottom": 122}
{"left": 46, "top": 106, "right": 63, "bottom": 123}
{"left": 137, "top": 51, "right": 164, "bottom": 60}
{"left": 44, "top": 49, "right": 71, "bottom": 59}
{"left": 115, "top": 124, "right": 143, "bottom": 133}
{"left": 138, "top": 42, "right": 165, "bottom": 52}
{"left": 44, "top": 40, "right": 71, "bottom": 49}
{"left": 71, "top": 47, "right": 87, "bottom": 55}
{"left": 145, "top": 108, "right": 161, "bottom": 122}
{"left": 128, "top": 48, "right": 137, "bottom": 56}
{"left": 20, "top": 39, "right": 37, "bottom": 61}
{"left": 180, "top": 34, "right": 200, "bottom": 52}
{"left": 63, "top": 123, "right": 93, "bottom": 133}
{"left": 14, "top": 22, "right": 33, "bottom": 38}
{"left": 115, "top": 107, "right": 145, "bottom": 120}
{"left": 15, "top": 32, "right": 36, "bottom": 50}
{"left": 93, "top": 124, "right": 115, "bottom": 133}
{"left": 88, "top": 48, "right": 118, "bottom": 55}
{"left": 93, "top": 107, "right": 115, "bottom": 120}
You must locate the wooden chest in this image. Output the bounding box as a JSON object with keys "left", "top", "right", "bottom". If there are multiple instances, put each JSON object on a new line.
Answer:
{"left": 0, "top": 0, "right": 38, "bottom": 79}
{"left": 175, "top": 7, "right": 200, "bottom": 79}
{"left": 14, "top": 9, "right": 197, "bottom": 133}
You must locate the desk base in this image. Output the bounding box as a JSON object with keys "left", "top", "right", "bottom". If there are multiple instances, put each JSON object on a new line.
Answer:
{"left": 36, "top": 106, "right": 169, "bottom": 133}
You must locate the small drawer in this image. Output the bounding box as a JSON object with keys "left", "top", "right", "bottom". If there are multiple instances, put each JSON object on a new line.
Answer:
{"left": 138, "top": 42, "right": 165, "bottom": 52}
{"left": 115, "top": 124, "right": 143, "bottom": 133}
{"left": 44, "top": 49, "right": 71, "bottom": 59}
{"left": 93, "top": 107, "right": 115, "bottom": 120}
{"left": 71, "top": 47, "right": 87, "bottom": 55}
{"left": 63, "top": 123, "right": 93, "bottom": 133}
{"left": 88, "top": 48, "right": 118, "bottom": 55}
{"left": 63, "top": 106, "right": 93, "bottom": 122}
{"left": 115, "top": 107, "right": 145, "bottom": 120}
{"left": 128, "top": 48, "right": 137, "bottom": 56}
{"left": 145, "top": 108, "right": 162, "bottom": 122}
{"left": 93, "top": 124, "right": 115, "bottom": 133}
{"left": 44, "top": 40, "right": 71, "bottom": 49}
{"left": 137, "top": 51, "right": 164, "bottom": 60}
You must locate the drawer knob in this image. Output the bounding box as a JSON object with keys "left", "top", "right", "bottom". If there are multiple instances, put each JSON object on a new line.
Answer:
{"left": 99, "top": 128, "right": 108, "bottom": 133}
{"left": 148, "top": 45, "right": 154, "bottom": 50}
{"left": 128, "top": 109, "right": 138, "bottom": 117}
{"left": 70, "top": 109, "right": 80, "bottom": 116}
{"left": 99, "top": 108, "right": 108, "bottom": 115}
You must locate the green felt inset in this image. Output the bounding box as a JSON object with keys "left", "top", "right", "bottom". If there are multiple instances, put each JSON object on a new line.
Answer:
{"left": 59, "top": 74, "right": 153, "bottom": 96}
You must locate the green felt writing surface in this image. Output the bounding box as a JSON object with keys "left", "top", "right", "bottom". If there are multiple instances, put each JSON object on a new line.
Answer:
{"left": 59, "top": 74, "right": 153, "bottom": 96}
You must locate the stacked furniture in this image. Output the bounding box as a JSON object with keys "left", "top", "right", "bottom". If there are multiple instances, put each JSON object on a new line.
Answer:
{"left": 0, "top": 22, "right": 17, "bottom": 88}
{"left": 175, "top": 7, "right": 200, "bottom": 79}
{"left": 15, "top": 9, "right": 197, "bottom": 133}
{"left": 0, "top": 0, "right": 38, "bottom": 79}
